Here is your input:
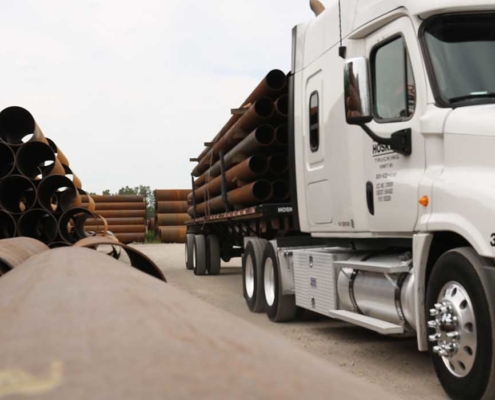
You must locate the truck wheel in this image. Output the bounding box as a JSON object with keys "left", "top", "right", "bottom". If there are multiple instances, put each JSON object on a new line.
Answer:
{"left": 193, "top": 235, "right": 207, "bottom": 276}
{"left": 262, "top": 243, "right": 296, "bottom": 322}
{"left": 185, "top": 234, "right": 194, "bottom": 270}
{"left": 207, "top": 235, "right": 221, "bottom": 275}
{"left": 242, "top": 240, "right": 266, "bottom": 313}
{"left": 426, "top": 247, "right": 495, "bottom": 400}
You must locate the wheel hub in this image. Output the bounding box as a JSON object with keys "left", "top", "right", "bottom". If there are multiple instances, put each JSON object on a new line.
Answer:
{"left": 264, "top": 258, "right": 275, "bottom": 307}
{"left": 428, "top": 282, "right": 477, "bottom": 377}
{"left": 245, "top": 256, "right": 255, "bottom": 299}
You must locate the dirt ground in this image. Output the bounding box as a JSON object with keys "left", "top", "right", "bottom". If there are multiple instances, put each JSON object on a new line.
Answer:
{"left": 133, "top": 243, "right": 447, "bottom": 400}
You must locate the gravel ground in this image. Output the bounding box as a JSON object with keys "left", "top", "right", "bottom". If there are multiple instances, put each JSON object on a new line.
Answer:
{"left": 133, "top": 243, "right": 447, "bottom": 400}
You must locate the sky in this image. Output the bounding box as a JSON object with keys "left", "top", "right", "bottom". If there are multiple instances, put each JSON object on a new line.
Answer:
{"left": 0, "top": 0, "right": 322, "bottom": 194}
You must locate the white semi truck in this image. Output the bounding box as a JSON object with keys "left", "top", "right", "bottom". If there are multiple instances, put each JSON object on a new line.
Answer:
{"left": 186, "top": 1, "right": 495, "bottom": 398}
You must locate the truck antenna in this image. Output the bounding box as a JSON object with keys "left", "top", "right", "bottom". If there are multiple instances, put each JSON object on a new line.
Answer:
{"left": 338, "top": 0, "right": 346, "bottom": 59}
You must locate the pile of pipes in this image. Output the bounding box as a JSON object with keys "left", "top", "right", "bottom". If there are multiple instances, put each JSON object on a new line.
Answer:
{"left": 81, "top": 195, "right": 146, "bottom": 244}
{"left": 188, "top": 69, "right": 290, "bottom": 217}
{"left": 0, "top": 106, "right": 103, "bottom": 247}
{"left": 154, "top": 189, "right": 190, "bottom": 243}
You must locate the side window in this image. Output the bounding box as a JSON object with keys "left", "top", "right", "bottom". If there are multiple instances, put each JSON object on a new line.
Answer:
{"left": 309, "top": 92, "right": 319, "bottom": 152}
{"left": 372, "top": 36, "right": 416, "bottom": 121}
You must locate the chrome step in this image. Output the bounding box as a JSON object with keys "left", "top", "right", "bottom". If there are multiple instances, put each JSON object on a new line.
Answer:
{"left": 334, "top": 259, "right": 411, "bottom": 274}
{"left": 328, "top": 310, "right": 404, "bottom": 335}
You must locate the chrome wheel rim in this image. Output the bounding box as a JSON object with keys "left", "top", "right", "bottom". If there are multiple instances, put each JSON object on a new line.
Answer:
{"left": 245, "top": 255, "right": 255, "bottom": 298}
{"left": 264, "top": 258, "right": 275, "bottom": 307}
{"left": 428, "top": 281, "right": 477, "bottom": 378}
{"left": 185, "top": 242, "right": 188, "bottom": 265}
{"left": 192, "top": 242, "right": 197, "bottom": 270}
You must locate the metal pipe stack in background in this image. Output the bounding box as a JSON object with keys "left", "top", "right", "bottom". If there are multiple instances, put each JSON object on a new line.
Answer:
{"left": 0, "top": 106, "right": 103, "bottom": 247}
{"left": 80, "top": 195, "right": 146, "bottom": 244}
{"left": 153, "top": 189, "right": 190, "bottom": 243}
{"left": 188, "top": 69, "right": 290, "bottom": 217}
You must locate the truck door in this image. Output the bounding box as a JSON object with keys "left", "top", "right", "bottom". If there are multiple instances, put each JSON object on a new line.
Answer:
{"left": 363, "top": 17, "right": 426, "bottom": 232}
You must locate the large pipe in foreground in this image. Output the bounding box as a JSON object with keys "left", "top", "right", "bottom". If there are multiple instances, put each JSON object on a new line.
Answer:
{"left": 0, "top": 247, "right": 391, "bottom": 400}
{"left": 0, "top": 237, "right": 48, "bottom": 273}
{"left": 158, "top": 226, "right": 186, "bottom": 243}
{"left": 196, "top": 69, "right": 287, "bottom": 163}
{"left": 18, "top": 209, "right": 58, "bottom": 244}
{"left": 0, "top": 142, "right": 16, "bottom": 178}
{"left": 194, "top": 155, "right": 268, "bottom": 201}
{"left": 37, "top": 175, "right": 81, "bottom": 214}
{"left": 156, "top": 201, "right": 188, "bottom": 214}
{"left": 0, "top": 106, "right": 47, "bottom": 146}
{"left": 0, "top": 210, "right": 16, "bottom": 240}
{"left": 0, "top": 175, "right": 37, "bottom": 214}
{"left": 192, "top": 180, "right": 272, "bottom": 216}
{"left": 156, "top": 214, "right": 191, "bottom": 226}
{"left": 16, "top": 141, "right": 65, "bottom": 179}
{"left": 154, "top": 190, "right": 190, "bottom": 202}
{"left": 192, "top": 98, "right": 275, "bottom": 177}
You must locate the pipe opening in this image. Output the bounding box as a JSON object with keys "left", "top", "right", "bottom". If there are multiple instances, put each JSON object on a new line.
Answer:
{"left": 275, "top": 95, "right": 289, "bottom": 116}
{"left": 17, "top": 142, "right": 57, "bottom": 179}
{"left": 0, "top": 211, "right": 16, "bottom": 239}
{"left": 18, "top": 209, "right": 58, "bottom": 244}
{"left": 252, "top": 180, "right": 272, "bottom": 201}
{"left": 272, "top": 180, "right": 290, "bottom": 201}
{"left": 248, "top": 155, "right": 268, "bottom": 175}
{"left": 266, "top": 70, "right": 288, "bottom": 91}
{"left": 0, "top": 142, "right": 16, "bottom": 178}
{"left": 269, "top": 154, "right": 289, "bottom": 175}
{"left": 254, "top": 98, "right": 275, "bottom": 118}
{"left": 0, "top": 175, "right": 36, "bottom": 213}
{"left": 255, "top": 125, "right": 276, "bottom": 146}
{"left": 59, "top": 208, "right": 96, "bottom": 244}
{"left": 38, "top": 176, "right": 78, "bottom": 214}
{"left": 275, "top": 125, "right": 288, "bottom": 145}
{"left": 0, "top": 106, "right": 36, "bottom": 145}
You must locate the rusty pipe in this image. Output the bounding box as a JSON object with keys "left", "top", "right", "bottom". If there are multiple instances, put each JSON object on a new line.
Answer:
{"left": 46, "top": 138, "right": 70, "bottom": 167}
{"left": 94, "top": 202, "right": 146, "bottom": 211}
{"left": 275, "top": 124, "right": 288, "bottom": 146}
{"left": 268, "top": 154, "right": 289, "bottom": 175}
{"left": 156, "top": 201, "right": 188, "bottom": 214}
{"left": 194, "top": 155, "right": 268, "bottom": 201}
{"left": 196, "top": 69, "right": 287, "bottom": 162}
{"left": 192, "top": 98, "right": 275, "bottom": 176}
{"left": 0, "top": 175, "right": 36, "bottom": 214}
{"left": 18, "top": 209, "right": 58, "bottom": 244}
{"left": 85, "top": 225, "right": 146, "bottom": 233}
{"left": 95, "top": 210, "right": 146, "bottom": 218}
{"left": 0, "top": 237, "right": 48, "bottom": 273}
{"left": 205, "top": 125, "right": 276, "bottom": 179}
{"left": 0, "top": 211, "right": 16, "bottom": 239}
{"left": 62, "top": 164, "right": 82, "bottom": 189}
{"left": 91, "top": 195, "right": 144, "bottom": 203}
{"left": 85, "top": 217, "right": 145, "bottom": 226}
{"left": 0, "top": 142, "right": 16, "bottom": 178}
{"left": 158, "top": 226, "right": 186, "bottom": 243}
{"left": 58, "top": 208, "right": 98, "bottom": 244}
{"left": 271, "top": 180, "right": 290, "bottom": 202}
{"left": 273, "top": 94, "right": 289, "bottom": 119}
{"left": 154, "top": 190, "right": 190, "bottom": 202}
{"left": 156, "top": 214, "right": 191, "bottom": 226}
{"left": 17, "top": 141, "right": 65, "bottom": 179}
{"left": 79, "top": 190, "right": 96, "bottom": 212}
{"left": 0, "top": 106, "right": 48, "bottom": 146}
{"left": 194, "top": 180, "right": 272, "bottom": 216}
{"left": 37, "top": 175, "right": 81, "bottom": 214}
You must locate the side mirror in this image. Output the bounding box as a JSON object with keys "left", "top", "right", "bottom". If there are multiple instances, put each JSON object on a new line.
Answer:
{"left": 344, "top": 57, "right": 373, "bottom": 125}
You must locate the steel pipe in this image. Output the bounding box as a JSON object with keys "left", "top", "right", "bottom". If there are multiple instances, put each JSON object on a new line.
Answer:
{"left": 271, "top": 180, "right": 290, "bottom": 202}
{"left": 193, "top": 99, "right": 274, "bottom": 176}
{"left": 268, "top": 154, "right": 289, "bottom": 175}
{"left": 62, "top": 164, "right": 82, "bottom": 189}
{"left": 91, "top": 195, "right": 144, "bottom": 203}
{"left": 156, "top": 214, "right": 191, "bottom": 226}
{"left": 0, "top": 106, "right": 47, "bottom": 146}
{"left": 0, "top": 247, "right": 392, "bottom": 400}
{"left": 275, "top": 124, "right": 288, "bottom": 146}
{"left": 194, "top": 155, "right": 268, "bottom": 201}
{"left": 0, "top": 142, "right": 16, "bottom": 178}
{"left": 37, "top": 175, "right": 81, "bottom": 214}
{"left": 17, "top": 141, "right": 65, "bottom": 179}
{"left": 47, "top": 138, "right": 70, "bottom": 167}
{"left": 0, "top": 237, "right": 48, "bottom": 273}
{"left": 0, "top": 175, "right": 37, "bottom": 214}
{"left": 85, "top": 225, "right": 146, "bottom": 233}
{"left": 274, "top": 94, "right": 289, "bottom": 119}
{"left": 0, "top": 210, "right": 16, "bottom": 239}
{"left": 193, "top": 180, "right": 272, "bottom": 216}
{"left": 96, "top": 210, "right": 146, "bottom": 218}
{"left": 18, "top": 209, "right": 58, "bottom": 244}
{"left": 158, "top": 226, "right": 186, "bottom": 243}
{"left": 156, "top": 201, "right": 188, "bottom": 214}
{"left": 154, "top": 190, "right": 190, "bottom": 202}
{"left": 58, "top": 208, "right": 97, "bottom": 244}
{"left": 94, "top": 202, "right": 146, "bottom": 211}
{"left": 79, "top": 190, "right": 96, "bottom": 212}
{"left": 85, "top": 217, "right": 145, "bottom": 226}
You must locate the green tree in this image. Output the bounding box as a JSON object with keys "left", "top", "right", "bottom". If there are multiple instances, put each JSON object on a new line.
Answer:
{"left": 102, "top": 189, "right": 112, "bottom": 195}
{"left": 116, "top": 185, "right": 155, "bottom": 219}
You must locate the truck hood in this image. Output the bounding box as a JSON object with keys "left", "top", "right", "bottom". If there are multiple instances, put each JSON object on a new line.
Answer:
{"left": 444, "top": 104, "right": 495, "bottom": 137}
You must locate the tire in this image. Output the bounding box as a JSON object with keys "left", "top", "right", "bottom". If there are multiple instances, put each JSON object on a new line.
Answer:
{"left": 193, "top": 235, "right": 207, "bottom": 276}
{"left": 426, "top": 247, "right": 495, "bottom": 400}
{"left": 262, "top": 243, "right": 296, "bottom": 322}
{"left": 185, "top": 234, "right": 194, "bottom": 270}
{"left": 207, "top": 235, "right": 221, "bottom": 275}
{"left": 242, "top": 239, "right": 266, "bottom": 313}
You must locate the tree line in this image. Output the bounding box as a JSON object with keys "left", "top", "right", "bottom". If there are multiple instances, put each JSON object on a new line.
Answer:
{"left": 89, "top": 186, "right": 155, "bottom": 219}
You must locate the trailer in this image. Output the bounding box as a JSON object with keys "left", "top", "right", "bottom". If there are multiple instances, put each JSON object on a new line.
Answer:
{"left": 187, "top": 1, "right": 495, "bottom": 398}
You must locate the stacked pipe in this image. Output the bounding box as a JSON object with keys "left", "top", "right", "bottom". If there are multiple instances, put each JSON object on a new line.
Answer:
{"left": 189, "top": 69, "right": 290, "bottom": 217}
{"left": 0, "top": 106, "right": 103, "bottom": 247}
{"left": 81, "top": 195, "right": 146, "bottom": 244}
{"left": 154, "top": 189, "right": 190, "bottom": 243}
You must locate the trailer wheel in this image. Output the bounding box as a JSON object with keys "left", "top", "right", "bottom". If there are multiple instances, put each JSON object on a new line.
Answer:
{"left": 185, "top": 234, "right": 194, "bottom": 270}
{"left": 193, "top": 235, "right": 207, "bottom": 276}
{"left": 207, "top": 235, "right": 221, "bottom": 275}
{"left": 262, "top": 243, "right": 296, "bottom": 322}
{"left": 426, "top": 247, "right": 495, "bottom": 400}
{"left": 242, "top": 239, "right": 266, "bottom": 313}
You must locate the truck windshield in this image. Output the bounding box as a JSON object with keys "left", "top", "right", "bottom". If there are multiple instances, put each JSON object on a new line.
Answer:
{"left": 423, "top": 14, "right": 495, "bottom": 107}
